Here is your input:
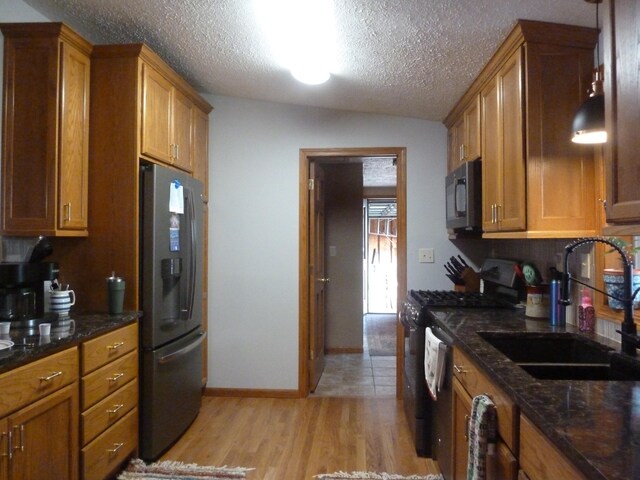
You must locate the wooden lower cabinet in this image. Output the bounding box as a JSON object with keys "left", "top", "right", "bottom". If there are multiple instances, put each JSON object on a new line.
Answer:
{"left": 519, "top": 415, "right": 585, "bottom": 480}
{"left": 452, "top": 348, "right": 518, "bottom": 480}
{"left": 80, "top": 323, "right": 138, "bottom": 480}
{"left": 0, "top": 347, "right": 79, "bottom": 480}
{"left": 452, "top": 377, "right": 472, "bottom": 480}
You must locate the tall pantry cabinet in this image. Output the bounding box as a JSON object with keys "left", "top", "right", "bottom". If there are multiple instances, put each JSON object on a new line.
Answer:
{"left": 51, "top": 44, "right": 212, "bottom": 382}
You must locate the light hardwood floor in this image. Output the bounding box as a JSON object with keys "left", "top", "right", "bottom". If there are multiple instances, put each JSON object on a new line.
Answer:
{"left": 161, "top": 396, "right": 440, "bottom": 479}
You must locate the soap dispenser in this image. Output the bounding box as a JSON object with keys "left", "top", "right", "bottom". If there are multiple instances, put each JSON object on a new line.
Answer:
{"left": 578, "top": 288, "right": 595, "bottom": 333}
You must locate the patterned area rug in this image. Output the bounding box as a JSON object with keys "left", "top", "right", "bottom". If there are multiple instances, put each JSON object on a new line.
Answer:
{"left": 365, "top": 313, "right": 397, "bottom": 356}
{"left": 117, "top": 459, "right": 253, "bottom": 479}
{"left": 315, "top": 473, "right": 443, "bottom": 480}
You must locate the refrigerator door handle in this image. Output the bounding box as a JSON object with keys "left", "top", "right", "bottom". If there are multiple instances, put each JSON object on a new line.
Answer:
{"left": 184, "top": 187, "right": 197, "bottom": 321}
{"left": 158, "top": 331, "right": 206, "bottom": 364}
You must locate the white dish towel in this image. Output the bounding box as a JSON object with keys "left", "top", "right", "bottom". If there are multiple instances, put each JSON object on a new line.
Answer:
{"left": 424, "top": 327, "right": 447, "bottom": 400}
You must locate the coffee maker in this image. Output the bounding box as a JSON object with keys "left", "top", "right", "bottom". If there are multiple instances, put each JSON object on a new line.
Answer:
{"left": 0, "top": 262, "right": 59, "bottom": 328}
{"left": 0, "top": 236, "right": 60, "bottom": 328}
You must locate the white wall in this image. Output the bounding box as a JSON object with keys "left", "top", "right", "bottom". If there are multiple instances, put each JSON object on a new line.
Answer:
{"left": 206, "top": 94, "right": 464, "bottom": 390}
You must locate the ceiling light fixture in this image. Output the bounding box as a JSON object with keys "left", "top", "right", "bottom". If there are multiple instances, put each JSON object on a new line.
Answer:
{"left": 255, "top": 0, "right": 336, "bottom": 85}
{"left": 571, "top": 0, "right": 607, "bottom": 144}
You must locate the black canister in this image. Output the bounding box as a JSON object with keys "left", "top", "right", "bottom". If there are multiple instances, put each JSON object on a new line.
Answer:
{"left": 106, "top": 272, "right": 125, "bottom": 315}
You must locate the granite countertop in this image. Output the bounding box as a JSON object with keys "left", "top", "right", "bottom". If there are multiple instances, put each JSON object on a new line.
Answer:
{"left": 430, "top": 307, "right": 639, "bottom": 480}
{"left": 0, "top": 312, "right": 141, "bottom": 375}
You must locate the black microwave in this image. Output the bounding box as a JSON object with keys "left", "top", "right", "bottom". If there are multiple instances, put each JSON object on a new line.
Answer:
{"left": 445, "top": 159, "right": 482, "bottom": 231}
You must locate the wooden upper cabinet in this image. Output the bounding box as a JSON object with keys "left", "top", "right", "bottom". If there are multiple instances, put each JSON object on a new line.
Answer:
{"left": 482, "top": 48, "right": 526, "bottom": 233}
{"left": 445, "top": 95, "right": 481, "bottom": 173}
{"left": 141, "top": 63, "right": 194, "bottom": 172}
{"left": 1, "top": 23, "right": 91, "bottom": 237}
{"left": 448, "top": 20, "right": 598, "bottom": 238}
{"left": 603, "top": 0, "right": 640, "bottom": 227}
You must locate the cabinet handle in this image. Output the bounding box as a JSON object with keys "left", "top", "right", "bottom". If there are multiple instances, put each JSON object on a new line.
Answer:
{"left": 107, "top": 442, "right": 125, "bottom": 455}
{"left": 12, "top": 425, "right": 24, "bottom": 453}
{"left": 63, "top": 202, "right": 72, "bottom": 222}
{"left": 39, "top": 371, "right": 62, "bottom": 382}
{"left": 464, "top": 414, "right": 470, "bottom": 441}
{"left": 461, "top": 144, "right": 466, "bottom": 161}
{"left": 107, "top": 404, "right": 124, "bottom": 415}
{"left": 495, "top": 204, "right": 501, "bottom": 224}
{"left": 107, "top": 372, "right": 125, "bottom": 383}
{"left": 454, "top": 364, "right": 468, "bottom": 374}
{"left": 175, "top": 143, "right": 180, "bottom": 161}
{"left": 1, "top": 431, "right": 10, "bottom": 460}
{"left": 107, "top": 341, "right": 125, "bottom": 351}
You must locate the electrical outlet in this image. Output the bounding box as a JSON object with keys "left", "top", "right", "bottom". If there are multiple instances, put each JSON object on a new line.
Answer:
{"left": 419, "top": 248, "right": 435, "bottom": 263}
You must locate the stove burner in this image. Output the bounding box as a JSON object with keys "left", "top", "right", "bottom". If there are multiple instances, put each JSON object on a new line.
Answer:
{"left": 410, "top": 289, "right": 512, "bottom": 308}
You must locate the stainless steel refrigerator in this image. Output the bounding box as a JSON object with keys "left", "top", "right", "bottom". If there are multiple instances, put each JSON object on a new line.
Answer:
{"left": 139, "top": 163, "right": 206, "bottom": 460}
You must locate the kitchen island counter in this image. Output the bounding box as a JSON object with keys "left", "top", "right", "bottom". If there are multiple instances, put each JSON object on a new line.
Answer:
{"left": 431, "top": 307, "right": 637, "bottom": 480}
{"left": 0, "top": 312, "right": 141, "bottom": 374}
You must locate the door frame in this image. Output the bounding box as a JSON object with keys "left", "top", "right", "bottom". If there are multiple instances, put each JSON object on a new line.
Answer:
{"left": 298, "top": 147, "right": 407, "bottom": 397}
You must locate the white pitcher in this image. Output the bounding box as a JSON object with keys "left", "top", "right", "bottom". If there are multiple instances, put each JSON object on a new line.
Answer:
{"left": 49, "top": 290, "right": 76, "bottom": 317}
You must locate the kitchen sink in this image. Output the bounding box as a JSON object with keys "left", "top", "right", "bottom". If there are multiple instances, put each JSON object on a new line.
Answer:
{"left": 477, "top": 331, "right": 613, "bottom": 363}
{"left": 477, "top": 331, "right": 640, "bottom": 381}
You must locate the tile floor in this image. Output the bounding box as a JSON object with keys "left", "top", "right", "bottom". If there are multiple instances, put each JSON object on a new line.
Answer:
{"left": 312, "top": 326, "right": 397, "bottom": 397}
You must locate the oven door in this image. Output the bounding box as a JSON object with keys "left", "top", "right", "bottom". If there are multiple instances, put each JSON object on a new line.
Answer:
{"left": 400, "top": 300, "right": 432, "bottom": 457}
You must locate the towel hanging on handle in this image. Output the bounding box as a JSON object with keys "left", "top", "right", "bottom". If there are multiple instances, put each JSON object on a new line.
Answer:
{"left": 467, "top": 394, "right": 497, "bottom": 480}
{"left": 424, "top": 327, "right": 447, "bottom": 400}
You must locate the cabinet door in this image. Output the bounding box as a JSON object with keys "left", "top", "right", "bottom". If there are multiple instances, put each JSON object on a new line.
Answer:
{"left": 141, "top": 64, "right": 173, "bottom": 164}
{"left": 481, "top": 76, "right": 501, "bottom": 232}
{"left": 171, "top": 89, "right": 194, "bottom": 172}
{"left": 447, "top": 127, "right": 458, "bottom": 173}
{"left": 1, "top": 35, "right": 58, "bottom": 234}
{"left": 464, "top": 95, "right": 481, "bottom": 161}
{"left": 0, "top": 417, "right": 7, "bottom": 480}
{"left": 604, "top": 0, "right": 640, "bottom": 224}
{"left": 498, "top": 48, "right": 526, "bottom": 231}
{"left": 58, "top": 41, "right": 90, "bottom": 231}
{"left": 9, "top": 384, "right": 78, "bottom": 480}
{"left": 452, "top": 378, "right": 471, "bottom": 480}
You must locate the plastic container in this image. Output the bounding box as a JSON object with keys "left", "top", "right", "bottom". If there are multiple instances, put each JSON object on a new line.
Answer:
{"left": 578, "top": 288, "right": 595, "bottom": 333}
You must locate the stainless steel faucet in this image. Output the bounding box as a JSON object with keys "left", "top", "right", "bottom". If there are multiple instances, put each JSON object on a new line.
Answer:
{"left": 561, "top": 237, "right": 640, "bottom": 356}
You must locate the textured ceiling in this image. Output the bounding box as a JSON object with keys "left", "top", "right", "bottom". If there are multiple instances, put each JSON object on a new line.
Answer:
{"left": 22, "top": 0, "right": 596, "bottom": 121}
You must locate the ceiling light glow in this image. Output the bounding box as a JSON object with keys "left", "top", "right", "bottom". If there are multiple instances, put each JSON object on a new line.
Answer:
{"left": 255, "top": 0, "right": 336, "bottom": 85}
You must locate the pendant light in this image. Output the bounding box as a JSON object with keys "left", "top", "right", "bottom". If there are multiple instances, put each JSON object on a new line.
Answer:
{"left": 571, "top": 0, "right": 607, "bottom": 144}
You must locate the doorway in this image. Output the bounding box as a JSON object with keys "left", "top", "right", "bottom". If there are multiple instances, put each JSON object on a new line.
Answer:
{"left": 364, "top": 198, "right": 397, "bottom": 314}
{"left": 298, "top": 147, "right": 407, "bottom": 398}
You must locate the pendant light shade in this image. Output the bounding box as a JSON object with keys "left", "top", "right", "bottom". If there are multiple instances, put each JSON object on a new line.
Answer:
{"left": 571, "top": 88, "right": 606, "bottom": 144}
{"left": 571, "top": 0, "right": 607, "bottom": 144}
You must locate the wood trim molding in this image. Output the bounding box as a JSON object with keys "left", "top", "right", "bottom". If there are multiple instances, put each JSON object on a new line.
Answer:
{"left": 298, "top": 147, "right": 407, "bottom": 399}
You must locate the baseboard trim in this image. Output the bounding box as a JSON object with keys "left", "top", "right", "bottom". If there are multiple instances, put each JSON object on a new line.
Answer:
{"left": 325, "top": 347, "right": 364, "bottom": 354}
{"left": 204, "top": 387, "right": 302, "bottom": 399}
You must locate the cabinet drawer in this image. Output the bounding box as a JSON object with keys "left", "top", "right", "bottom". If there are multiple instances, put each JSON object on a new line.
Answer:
{"left": 82, "top": 408, "right": 137, "bottom": 480}
{"left": 81, "top": 323, "right": 137, "bottom": 375}
{"left": 82, "top": 350, "right": 138, "bottom": 410}
{"left": 82, "top": 378, "right": 138, "bottom": 445}
{"left": 520, "top": 414, "right": 585, "bottom": 480}
{"left": 453, "top": 347, "right": 519, "bottom": 452}
{"left": 0, "top": 347, "right": 78, "bottom": 418}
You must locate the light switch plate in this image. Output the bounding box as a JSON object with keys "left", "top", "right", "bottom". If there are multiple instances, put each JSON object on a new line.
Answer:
{"left": 419, "top": 248, "right": 434, "bottom": 263}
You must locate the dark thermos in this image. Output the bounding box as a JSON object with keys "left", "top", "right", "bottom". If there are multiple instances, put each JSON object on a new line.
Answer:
{"left": 106, "top": 272, "right": 125, "bottom": 315}
{"left": 549, "top": 279, "right": 565, "bottom": 326}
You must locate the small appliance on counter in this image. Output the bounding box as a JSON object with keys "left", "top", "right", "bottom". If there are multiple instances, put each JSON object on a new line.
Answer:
{"left": 0, "top": 261, "right": 60, "bottom": 328}
{"left": 0, "top": 235, "right": 63, "bottom": 330}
